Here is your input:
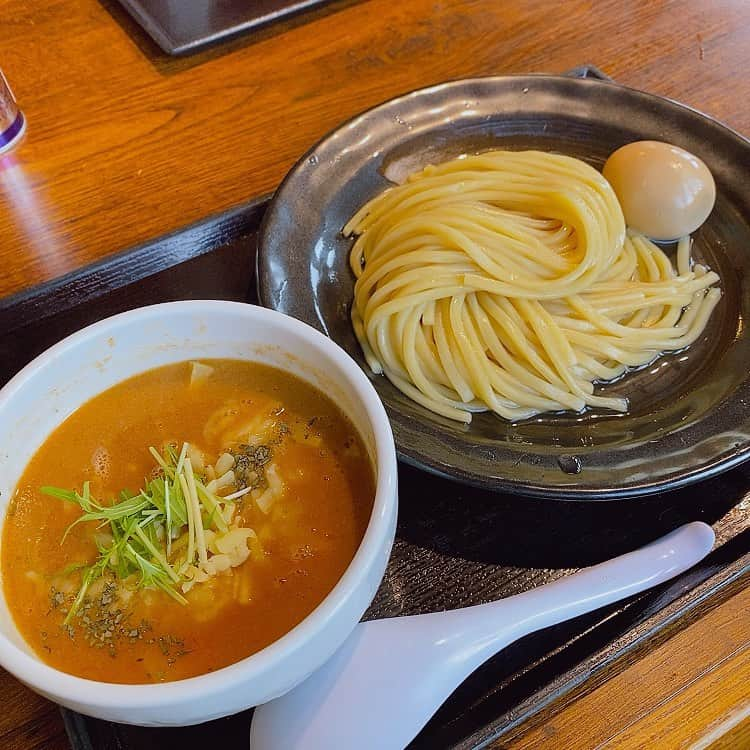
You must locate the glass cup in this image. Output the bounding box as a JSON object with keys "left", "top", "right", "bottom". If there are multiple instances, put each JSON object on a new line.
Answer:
{"left": 0, "top": 70, "right": 25, "bottom": 155}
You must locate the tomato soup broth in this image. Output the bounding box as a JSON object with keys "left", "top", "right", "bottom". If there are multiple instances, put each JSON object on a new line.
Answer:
{"left": 2, "top": 360, "right": 375, "bottom": 683}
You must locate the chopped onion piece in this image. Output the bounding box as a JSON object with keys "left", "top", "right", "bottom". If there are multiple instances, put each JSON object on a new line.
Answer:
{"left": 255, "top": 488, "right": 276, "bottom": 514}
{"left": 213, "top": 527, "right": 256, "bottom": 567}
{"left": 215, "top": 452, "right": 235, "bottom": 476}
{"left": 204, "top": 554, "right": 232, "bottom": 575}
{"left": 189, "top": 361, "right": 214, "bottom": 386}
{"left": 266, "top": 463, "right": 284, "bottom": 495}
{"left": 216, "top": 469, "right": 235, "bottom": 490}
{"left": 222, "top": 504, "right": 236, "bottom": 525}
{"left": 186, "top": 444, "right": 205, "bottom": 472}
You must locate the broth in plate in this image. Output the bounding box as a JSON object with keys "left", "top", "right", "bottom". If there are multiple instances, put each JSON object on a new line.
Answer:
{"left": 1, "top": 359, "right": 375, "bottom": 684}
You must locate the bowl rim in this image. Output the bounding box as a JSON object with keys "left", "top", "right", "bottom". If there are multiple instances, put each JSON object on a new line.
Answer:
{"left": 0, "top": 300, "right": 398, "bottom": 708}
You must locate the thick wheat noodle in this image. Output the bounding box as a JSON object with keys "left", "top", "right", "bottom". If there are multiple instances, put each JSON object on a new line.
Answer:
{"left": 345, "top": 150, "right": 721, "bottom": 423}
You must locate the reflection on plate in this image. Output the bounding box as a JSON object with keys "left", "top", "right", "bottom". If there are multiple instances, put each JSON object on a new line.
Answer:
{"left": 257, "top": 75, "right": 750, "bottom": 499}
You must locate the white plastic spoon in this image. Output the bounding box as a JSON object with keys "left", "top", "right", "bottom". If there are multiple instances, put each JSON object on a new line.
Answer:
{"left": 250, "top": 521, "right": 714, "bottom": 750}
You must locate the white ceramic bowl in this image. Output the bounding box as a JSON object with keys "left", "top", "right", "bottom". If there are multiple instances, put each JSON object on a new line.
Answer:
{"left": 0, "top": 301, "right": 398, "bottom": 726}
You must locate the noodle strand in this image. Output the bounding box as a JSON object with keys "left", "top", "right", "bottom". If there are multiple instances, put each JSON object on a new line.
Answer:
{"left": 346, "top": 150, "right": 720, "bottom": 423}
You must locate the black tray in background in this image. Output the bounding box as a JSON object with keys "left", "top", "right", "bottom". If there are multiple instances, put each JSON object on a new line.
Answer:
{"left": 116, "top": 0, "right": 338, "bottom": 55}
{"left": 0, "top": 66, "right": 745, "bottom": 750}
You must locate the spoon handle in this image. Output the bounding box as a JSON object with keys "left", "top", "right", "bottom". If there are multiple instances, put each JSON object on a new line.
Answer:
{"left": 451, "top": 521, "right": 716, "bottom": 667}
{"left": 250, "top": 522, "right": 715, "bottom": 750}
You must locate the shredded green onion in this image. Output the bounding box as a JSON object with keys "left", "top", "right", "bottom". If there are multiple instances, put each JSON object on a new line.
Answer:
{"left": 41, "top": 442, "right": 235, "bottom": 623}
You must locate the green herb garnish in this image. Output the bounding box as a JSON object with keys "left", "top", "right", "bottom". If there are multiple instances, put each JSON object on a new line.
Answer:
{"left": 42, "top": 443, "right": 235, "bottom": 624}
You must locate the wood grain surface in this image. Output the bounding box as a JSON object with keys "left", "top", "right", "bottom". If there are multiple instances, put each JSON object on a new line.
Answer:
{"left": 500, "top": 586, "right": 750, "bottom": 749}
{"left": 0, "top": 667, "right": 69, "bottom": 750}
{"left": 0, "top": 1, "right": 749, "bottom": 749}
{"left": 2, "top": 586, "right": 747, "bottom": 750}
{"left": 1, "top": 0, "right": 749, "bottom": 301}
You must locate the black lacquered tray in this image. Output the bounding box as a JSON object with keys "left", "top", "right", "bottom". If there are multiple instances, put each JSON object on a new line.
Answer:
{"left": 116, "top": 0, "right": 338, "bottom": 55}
{"left": 0, "top": 67, "right": 746, "bottom": 750}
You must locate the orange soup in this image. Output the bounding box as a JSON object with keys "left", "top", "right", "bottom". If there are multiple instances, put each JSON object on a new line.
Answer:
{"left": 2, "top": 359, "right": 374, "bottom": 683}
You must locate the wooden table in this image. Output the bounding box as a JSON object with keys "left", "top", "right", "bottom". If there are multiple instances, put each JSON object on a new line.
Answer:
{"left": 1, "top": 0, "right": 748, "bottom": 748}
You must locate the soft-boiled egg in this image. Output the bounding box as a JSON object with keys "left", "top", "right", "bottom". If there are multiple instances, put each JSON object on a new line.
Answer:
{"left": 602, "top": 141, "right": 716, "bottom": 241}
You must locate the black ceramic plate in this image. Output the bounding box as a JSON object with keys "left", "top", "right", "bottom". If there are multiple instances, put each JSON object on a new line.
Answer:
{"left": 257, "top": 75, "right": 750, "bottom": 499}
